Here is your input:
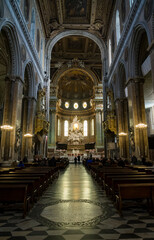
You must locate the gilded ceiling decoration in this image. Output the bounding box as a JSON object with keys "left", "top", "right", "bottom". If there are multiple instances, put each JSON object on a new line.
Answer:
{"left": 58, "top": 69, "right": 94, "bottom": 100}
{"left": 37, "top": 0, "right": 115, "bottom": 38}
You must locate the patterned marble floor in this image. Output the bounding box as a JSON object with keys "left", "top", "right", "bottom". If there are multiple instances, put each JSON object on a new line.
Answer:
{"left": 1, "top": 164, "right": 154, "bottom": 240}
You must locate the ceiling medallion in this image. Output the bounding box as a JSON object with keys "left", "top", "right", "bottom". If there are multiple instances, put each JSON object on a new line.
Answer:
{"left": 74, "top": 103, "right": 79, "bottom": 109}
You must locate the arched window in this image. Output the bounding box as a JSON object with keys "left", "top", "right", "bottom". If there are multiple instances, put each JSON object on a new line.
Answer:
{"left": 83, "top": 120, "right": 88, "bottom": 136}
{"left": 129, "top": 0, "right": 134, "bottom": 7}
{"left": 40, "top": 39, "right": 43, "bottom": 65}
{"left": 91, "top": 119, "right": 94, "bottom": 136}
{"left": 64, "top": 120, "right": 68, "bottom": 136}
{"left": 58, "top": 118, "right": 60, "bottom": 136}
{"left": 116, "top": 10, "right": 120, "bottom": 44}
{"left": 30, "top": 8, "right": 35, "bottom": 42}
{"left": 108, "top": 39, "right": 112, "bottom": 66}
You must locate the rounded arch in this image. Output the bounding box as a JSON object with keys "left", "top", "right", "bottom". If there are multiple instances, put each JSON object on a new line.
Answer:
{"left": 23, "top": 61, "right": 35, "bottom": 98}
{"left": 0, "top": 19, "right": 21, "bottom": 76}
{"left": 129, "top": 22, "right": 151, "bottom": 77}
{"left": 51, "top": 65, "right": 99, "bottom": 86}
{"left": 46, "top": 30, "right": 107, "bottom": 76}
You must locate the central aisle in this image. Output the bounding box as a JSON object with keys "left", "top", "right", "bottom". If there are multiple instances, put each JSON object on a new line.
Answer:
{"left": 46, "top": 163, "right": 104, "bottom": 201}
{"left": 1, "top": 164, "right": 154, "bottom": 240}
{"left": 31, "top": 164, "right": 111, "bottom": 228}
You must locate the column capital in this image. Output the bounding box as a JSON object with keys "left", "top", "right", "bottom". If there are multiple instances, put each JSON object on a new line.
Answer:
{"left": 125, "top": 77, "right": 144, "bottom": 87}
{"left": 115, "top": 97, "right": 128, "bottom": 103}
{"left": 23, "top": 96, "right": 36, "bottom": 101}
{"left": 5, "top": 75, "right": 24, "bottom": 84}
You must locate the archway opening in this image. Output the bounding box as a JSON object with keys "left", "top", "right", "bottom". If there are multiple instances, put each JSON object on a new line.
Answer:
{"left": 48, "top": 35, "right": 104, "bottom": 159}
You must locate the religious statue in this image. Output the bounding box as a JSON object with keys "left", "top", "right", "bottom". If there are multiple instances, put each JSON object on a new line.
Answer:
{"left": 67, "top": 116, "right": 83, "bottom": 145}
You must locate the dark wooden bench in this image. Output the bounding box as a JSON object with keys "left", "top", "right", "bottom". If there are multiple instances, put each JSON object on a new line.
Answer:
{"left": 0, "top": 184, "right": 29, "bottom": 217}
{"left": 111, "top": 177, "right": 154, "bottom": 200}
{"left": 116, "top": 183, "right": 154, "bottom": 216}
{"left": 105, "top": 174, "right": 154, "bottom": 196}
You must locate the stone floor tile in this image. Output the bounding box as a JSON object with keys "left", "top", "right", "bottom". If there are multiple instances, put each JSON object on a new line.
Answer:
{"left": 63, "top": 235, "right": 84, "bottom": 240}
{"left": 47, "top": 230, "right": 67, "bottom": 235}
{"left": 11, "top": 231, "right": 31, "bottom": 236}
{"left": 26, "top": 237, "right": 47, "bottom": 240}
{"left": 80, "top": 234, "right": 103, "bottom": 239}
{"left": 99, "top": 233, "right": 120, "bottom": 239}
{"left": 16, "top": 220, "right": 40, "bottom": 230}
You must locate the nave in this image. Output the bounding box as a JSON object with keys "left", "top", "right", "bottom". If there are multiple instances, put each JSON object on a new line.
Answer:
{"left": 1, "top": 164, "right": 154, "bottom": 240}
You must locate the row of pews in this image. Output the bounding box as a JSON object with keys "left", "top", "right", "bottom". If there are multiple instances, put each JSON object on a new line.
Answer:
{"left": 85, "top": 161, "right": 154, "bottom": 216}
{"left": 0, "top": 160, "right": 69, "bottom": 217}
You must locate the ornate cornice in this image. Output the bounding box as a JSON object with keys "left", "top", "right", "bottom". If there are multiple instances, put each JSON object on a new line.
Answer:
{"left": 108, "top": 0, "right": 145, "bottom": 84}
{"left": 9, "top": 0, "right": 44, "bottom": 80}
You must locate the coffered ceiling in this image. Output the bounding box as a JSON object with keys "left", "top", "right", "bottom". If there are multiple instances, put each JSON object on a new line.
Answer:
{"left": 37, "top": 0, "right": 115, "bottom": 39}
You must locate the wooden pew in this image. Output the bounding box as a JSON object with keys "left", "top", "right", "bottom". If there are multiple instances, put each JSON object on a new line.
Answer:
{"left": 111, "top": 177, "right": 154, "bottom": 200}
{"left": 0, "top": 184, "right": 29, "bottom": 217}
{"left": 0, "top": 180, "right": 37, "bottom": 204}
{"left": 116, "top": 183, "right": 154, "bottom": 216}
{"left": 0, "top": 176, "right": 42, "bottom": 199}
{"left": 104, "top": 173, "right": 154, "bottom": 196}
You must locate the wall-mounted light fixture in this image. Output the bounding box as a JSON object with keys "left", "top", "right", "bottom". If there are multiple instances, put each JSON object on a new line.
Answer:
{"left": 119, "top": 132, "right": 127, "bottom": 136}
{"left": 1, "top": 125, "right": 13, "bottom": 130}
{"left": 24, "top": 133, "right": 33, "bottom": 137}
{"left": 135, "top": 123, "right": 147, "bottom": 128}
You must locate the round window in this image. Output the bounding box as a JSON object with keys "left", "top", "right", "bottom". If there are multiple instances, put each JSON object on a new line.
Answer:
{"left": 74, "top": 103, "right": 78, "bottom": 109}
{"left": 65, "top": 102, "right": 69, "bottom": 108}
{"left": 83, "top": 102, "right": 87, "bottom": 108}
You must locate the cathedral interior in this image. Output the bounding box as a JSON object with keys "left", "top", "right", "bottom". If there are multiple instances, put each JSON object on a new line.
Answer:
{"left": 0, "top": 0, "right": 154, "bottom": 239}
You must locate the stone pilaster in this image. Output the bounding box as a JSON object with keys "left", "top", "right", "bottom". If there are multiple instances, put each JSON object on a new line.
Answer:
{"left": 126, "top": 78, "right": 149, "bottom": 158}
{"left": 95, "top": 110, "right": 103, "bottom": 149}
{"left": 21, "top": 97, "right": 36, "bottom": 161}
{"left": 147, "top": 40, "right": 154, "bottom": 93}
{"left": 115, "top": 98, "right": 129, "bottom": 159}
{"left": 48, "top": 109, "right": 56, "bottom": 149}
{"left": 0, "top": 76, "right": 23, "bottom": 165}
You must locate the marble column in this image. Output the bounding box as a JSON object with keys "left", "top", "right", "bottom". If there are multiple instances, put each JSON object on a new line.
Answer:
{"left": 115, "top": 98, "right": 129, "bottom": 159}
{"left": 126, "top": 77, "right": 149, "bottom": 158}
{"left": 0, "top": 76, "right": 23, "bottom": 165}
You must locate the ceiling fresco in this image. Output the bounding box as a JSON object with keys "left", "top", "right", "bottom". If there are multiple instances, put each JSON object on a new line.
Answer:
{"left": 58, "top": 69, "right": 94, "bottom": 100}
{"left": 65, "top": 0, "right": 87, "bottom": 18}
